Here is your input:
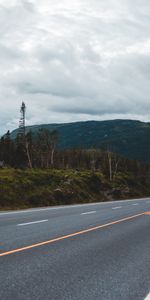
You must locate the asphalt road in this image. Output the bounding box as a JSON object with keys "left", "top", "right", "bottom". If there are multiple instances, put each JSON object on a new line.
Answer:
{"left": 0, "top": 198, "right": 150, "bottom": 300}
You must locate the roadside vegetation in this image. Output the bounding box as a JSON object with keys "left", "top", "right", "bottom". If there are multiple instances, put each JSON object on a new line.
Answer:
{"left": 0, "top": 168, "right": 150, "bottom": 210}
{"left": 0, "top": 128, "right": 150, "bottom": 210}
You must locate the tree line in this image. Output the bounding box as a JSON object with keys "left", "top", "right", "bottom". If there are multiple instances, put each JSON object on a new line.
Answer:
{"left": 0, "top": 128, "right": 150, "bottom": 182}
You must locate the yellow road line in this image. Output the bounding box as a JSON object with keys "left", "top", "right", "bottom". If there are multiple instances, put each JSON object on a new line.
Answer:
{"left": 0, "top": 211, "right": 149, "bottom": 257}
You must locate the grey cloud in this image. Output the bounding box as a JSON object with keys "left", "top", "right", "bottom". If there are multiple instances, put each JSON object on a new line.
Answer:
{"left": 22, "top": 0, "right": 35, "bottom": 13}
{"left": 0, "top": 0, "right": 150, "bottom": 135}
{"left": 0, "top": 43, "right": 24, "bottom": 60}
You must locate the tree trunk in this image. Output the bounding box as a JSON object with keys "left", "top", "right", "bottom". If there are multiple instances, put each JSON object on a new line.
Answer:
{"left": 51, "top": 148, "right": 55, "bottom": 167}
{"left": 26, "top": 142, "right": 32, "bottom": 169}
{"left": 107, "top": 151, "right": 112, "bottom": 181}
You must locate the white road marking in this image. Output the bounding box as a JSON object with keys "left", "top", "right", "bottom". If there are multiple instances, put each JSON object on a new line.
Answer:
{"left": 1, "top": 197, "right": 150, "bottom": 216}
{"left": 112, "top": 206, "right": 122, "bottom": 210}
{"left": 132, "top": 203, "right": 139, "bottom": 206}
{"left": 81, "top": 211, "right": 96, "bottom": 215}
{"left": 17, "top": 220, "right": 48, "bottom": 226}
{"left": 144, "top": 292, "right": 150, "bottom": 300}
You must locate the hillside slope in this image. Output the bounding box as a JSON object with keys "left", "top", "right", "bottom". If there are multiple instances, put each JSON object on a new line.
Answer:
{"left": 1, "top": 168, "right": 150, "bottom": 210}
{"left": 10, "top": 119, "right": 150, "bottom": 163}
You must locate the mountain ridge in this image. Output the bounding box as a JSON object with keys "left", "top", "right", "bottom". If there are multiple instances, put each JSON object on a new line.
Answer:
{"left": 10, "top": 119, "right": 150, "bottom": 163}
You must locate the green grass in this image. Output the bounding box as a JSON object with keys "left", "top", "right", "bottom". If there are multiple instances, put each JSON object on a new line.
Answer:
{"left": 0, "top": 168, "right": 150, "bottom": 210}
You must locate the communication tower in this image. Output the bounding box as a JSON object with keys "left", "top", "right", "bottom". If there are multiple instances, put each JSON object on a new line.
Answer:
{"left": 19, "top": 102, "right": 26, "bottom": 140}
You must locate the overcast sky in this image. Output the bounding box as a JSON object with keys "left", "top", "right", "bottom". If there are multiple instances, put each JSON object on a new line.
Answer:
{"left": 0, "top": 0, "right": 150, "bottom": 135}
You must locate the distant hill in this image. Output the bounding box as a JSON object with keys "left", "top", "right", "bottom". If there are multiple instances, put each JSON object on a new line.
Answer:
{"left": 10, "top": 119, "right": 150, "bottom": 163}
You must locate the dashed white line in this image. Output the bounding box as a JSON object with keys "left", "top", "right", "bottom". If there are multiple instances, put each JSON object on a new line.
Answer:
{"left": 1, "top": 197, "right": 150, "bottom": 216}
{"left": 17, "top": 220, "right": 48, "bottom": 226}
{"left": 132, "top": 203, "right": 139, "bottom": 206}
{"left": 144, "top": 292, "right": 150, "bottom": 300}
{"left": 81, "top": 211, "right": 96, "bottom": 215}
{"left": 112, "top": 206, "right": 122, "bottom": 210}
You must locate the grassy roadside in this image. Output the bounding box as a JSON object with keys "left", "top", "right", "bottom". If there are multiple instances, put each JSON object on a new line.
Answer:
{"left": 0, "top": 168, "right": 150, "bottom": 210}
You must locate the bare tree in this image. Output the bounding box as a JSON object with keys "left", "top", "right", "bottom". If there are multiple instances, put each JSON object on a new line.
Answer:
{"left": 50, "top": 130, "right": 59, "bottom": 167}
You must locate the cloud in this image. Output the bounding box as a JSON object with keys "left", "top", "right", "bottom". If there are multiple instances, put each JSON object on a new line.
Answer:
{"left": 0, "top": 0, "right": 150, "bottom": 135}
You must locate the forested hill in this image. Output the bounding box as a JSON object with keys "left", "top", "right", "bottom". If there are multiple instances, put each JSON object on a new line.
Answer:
{"left": 10, "top": 119, "right": 150, "bottom": 163}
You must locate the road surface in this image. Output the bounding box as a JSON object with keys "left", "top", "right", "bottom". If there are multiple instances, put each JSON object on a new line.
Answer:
{"left": 0, "top": 198, "right": 150, "bottom": 300}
